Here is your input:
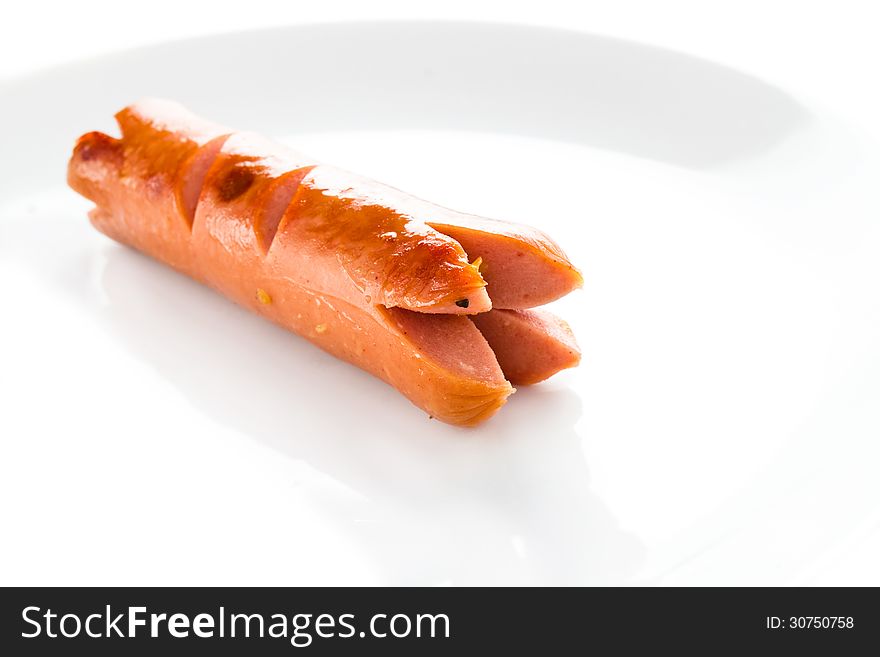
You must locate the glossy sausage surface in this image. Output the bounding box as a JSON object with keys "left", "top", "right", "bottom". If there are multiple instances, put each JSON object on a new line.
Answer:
{"left": 68, "top": 99, "right": 582, "bottom": 425}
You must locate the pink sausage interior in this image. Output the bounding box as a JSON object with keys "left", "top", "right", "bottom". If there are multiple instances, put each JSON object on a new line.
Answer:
{"left": 179, "top": 134, "right": 231, "bottom": 226}
{"left": 385, "top": 307, "right": 507, "bottom": 384}
{"left": 471, "top": 308, "right": 581, "bottom": 385}
{"left": 429, "top": 218, "right": 583, "bottom": 309}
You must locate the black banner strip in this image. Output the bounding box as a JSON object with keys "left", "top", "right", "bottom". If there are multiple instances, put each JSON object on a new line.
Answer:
{"left": 1, "top": 587, "right": 877, "bottom": 654}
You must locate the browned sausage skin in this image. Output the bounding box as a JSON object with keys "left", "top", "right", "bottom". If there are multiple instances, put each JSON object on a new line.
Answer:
{"left": 68, "top": 99, "right": 582, "bottom": 425}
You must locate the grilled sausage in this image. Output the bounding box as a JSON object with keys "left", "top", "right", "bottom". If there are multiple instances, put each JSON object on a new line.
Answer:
{"left": 68, "top": 99, "right": 582, "bottom": 425}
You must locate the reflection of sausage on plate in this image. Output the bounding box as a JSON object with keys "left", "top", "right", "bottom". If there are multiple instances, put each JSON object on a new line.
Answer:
{"left": 68, "top": 99, "right": 582, "bottom": 426}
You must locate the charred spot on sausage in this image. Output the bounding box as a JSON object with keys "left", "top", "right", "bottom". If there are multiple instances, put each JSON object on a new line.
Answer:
{"left": 217, "top": 165, "right": 255, "bottom": 202}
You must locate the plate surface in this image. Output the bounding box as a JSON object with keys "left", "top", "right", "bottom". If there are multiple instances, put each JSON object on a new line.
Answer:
{"left": 2, "top": 21, "right": 879, "bottom": 585}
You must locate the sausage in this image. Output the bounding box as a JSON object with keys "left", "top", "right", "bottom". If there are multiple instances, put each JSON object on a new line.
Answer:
{"left": 67, "top": 99, "right": 581, "bottom": 425}
{"left": 471, "top": 309, "right": 581, "bottom": 385}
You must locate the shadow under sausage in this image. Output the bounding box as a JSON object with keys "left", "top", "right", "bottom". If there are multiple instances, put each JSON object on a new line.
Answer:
{"left": 90, "top": 244, "right": 643, "bottom": 584}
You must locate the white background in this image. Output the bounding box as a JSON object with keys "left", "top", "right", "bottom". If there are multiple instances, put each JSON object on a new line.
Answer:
{"left": 2, "top": 1, "right": 879, "bottom": 586}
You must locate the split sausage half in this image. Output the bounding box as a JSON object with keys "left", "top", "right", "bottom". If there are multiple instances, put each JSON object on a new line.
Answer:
{"left": 472, "top": 309, "right": 581, "bottom": 385}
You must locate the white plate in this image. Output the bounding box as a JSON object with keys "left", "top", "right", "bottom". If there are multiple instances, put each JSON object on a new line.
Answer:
{"left": 2, "top": 21, "right": 879, "bottom": 586}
